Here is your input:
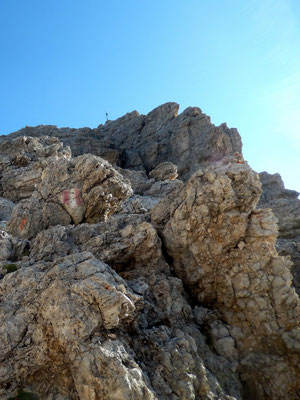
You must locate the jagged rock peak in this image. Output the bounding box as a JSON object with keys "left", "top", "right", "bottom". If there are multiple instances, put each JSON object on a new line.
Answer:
{"left": 1, "top": 102, "right": 242, "bottom": 181}
{"left": 0, "top": 105, "right": 300, "bottom": 400}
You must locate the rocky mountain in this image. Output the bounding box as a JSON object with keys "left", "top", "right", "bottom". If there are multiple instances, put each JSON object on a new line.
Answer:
{"left": 259, "top": 172, "right": 300, "bottom": 295}
{"left": 0, "top": 103, "right": 299, "bottom": 400}
{"left": 0, "top": 103, "right": 242, "bottom": 180}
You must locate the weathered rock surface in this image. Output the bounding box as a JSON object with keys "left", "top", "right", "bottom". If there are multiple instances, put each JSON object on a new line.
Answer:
{"left": 152, "top": 162, "right": 300, "bottom": 400}
{"left": 259, "top": 172, "right": 300, "bottom": 237}
{"left": 0, "top": 230, "right": 28, "bottom": 264}
{"left": 149, "top": 162, "right": 178, "bottom": 181}
{"left": 1, "top": 229, "right": 242, "bottom": 400}
{"left": 0, "top": 198, "right": 15, "bottom": 231}
{"left": 0, "top": 136, "right": 71, "bottom": 202}
{"left": 259, "top": 172, "right": 300, "bottom": 295}
{"left": 1, "top": 102, "right": 242, "bottom": 181}
{"left": 0, "top": 198, "right": 14, "bottom": 221}
{"left": 0, "top": 252, "right": 152, "bottom": 400}
{"left": 7, "top": 154, "right": 132, "bottom": 239}
{"left": 0, "top": 103, "right": 300, "bottom": 400}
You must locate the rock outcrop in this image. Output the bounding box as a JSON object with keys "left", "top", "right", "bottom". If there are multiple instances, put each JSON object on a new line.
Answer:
{"left": 149, "top": 162, "right": 178, "bottom": 181}
{"left": 0, "top": 103, "right": 299, "bottom": 400}
{"left": 259, "top": 172, "right": 300, "bottom": 295}
{"left": 152, "top": 162, "right": 300, "bottom": 400}
{"left": 1, "top": 103, "right": 242, "bottom": 181}
{"left": 0, "top": 136, "right": 71, "bottom": 202}
{"left": 6, "top": 154, "right": 132, "bottom": 239}
{"left": 0, "top": 252, "right": 152, "bottom": 400}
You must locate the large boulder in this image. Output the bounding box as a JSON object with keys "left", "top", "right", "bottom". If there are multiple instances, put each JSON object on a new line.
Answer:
{"left": 0, "top": 245, "right": 242, "bottom": 400}
{"left": 7, "top": 154, "right": 132, "bottom": 239}
{"left": 29, "top": 214, "right": 162, "bottom": 271}
{"left": 148, "top": 162, "right": 178, "bottom": 181}
{"left": 0, "top": 136, "right": 71, "bottom": 202}
{"left": 0, "top": 252, "right": 153, "bottom": 400}
{"left": 152, "top": 161, "right": 300, "bottom": 400}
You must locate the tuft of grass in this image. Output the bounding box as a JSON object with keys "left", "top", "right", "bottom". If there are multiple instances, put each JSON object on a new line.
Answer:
{"left": 8, "top": 388, "right": 39, "bottom": 400}
{"left": 3, "top": 264, "right": 18, "bottom": 274}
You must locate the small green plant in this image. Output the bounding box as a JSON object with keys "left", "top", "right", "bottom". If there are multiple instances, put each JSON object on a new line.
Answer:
{"left": 3, "top": 264, "right": 18, "bottom": 273}
{"left": 8, "top": 388, "right": 39, "bottom": 400}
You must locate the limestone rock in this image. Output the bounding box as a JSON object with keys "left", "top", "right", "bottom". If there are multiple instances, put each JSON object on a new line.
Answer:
{"left": 1, "top": 103, "right": 300, "bottom": 400}
{"left": 0, "top": 136, "right": 71, "bottom": 202}
{"left": 0, "top": 252, "right": 154, "bottom": 400}
{"left": 152, "top": 162, "right": 300, "bottom": 399}
{"left": 0, "top": 231, "right": 12, "bottom": 262}
{"left": 0, "top": 230, "right": 29, "bottom": 264}
{"left": 259, "top": 172, "right": 300, "bottom": 294}
{"left": 0, "top": 197, "right": 15, "bottom": 230}
{"left": 116, "top": 165, "right": 183, "bottom": 215}
{"left": 117, "top": 168, "right": 153, "bottom": 194}
{"left": 29, "top": 225, "right": 77, "bottom": 262}
{"left": 149, "top": 162, "right": 178, "bottom": 181}
{"left": 0, "top": 242, "right": 243, "bottom": 400}
{"left": 25, "top": 215, "right": 244, "bottom": 400}
{"left": 259, "top": 172, "right": 300, "bottom": 238}
{"left": 277, "top": 237, "right": 300, "bottom": 295}
{"left": 7, "top": 195, "right": 72, "bottom": 240}
{"left": 7, "top": 154, "right": 132, "bottom": 239}
{"left": 2, "top": 102, "right": 242, "bottom": 180}
{"left": 30, "top": 214, "right": 162, "bottom": 272}
{"left": 118, "top": 167, "right": 183, "bottom": 198}
{"left": 120, "top": 194, "right": 159, "bottom": 214}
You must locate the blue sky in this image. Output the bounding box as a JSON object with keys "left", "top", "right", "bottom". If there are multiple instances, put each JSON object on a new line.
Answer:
{"left": 1, "top": 0, "right": 299, "bottom": 191}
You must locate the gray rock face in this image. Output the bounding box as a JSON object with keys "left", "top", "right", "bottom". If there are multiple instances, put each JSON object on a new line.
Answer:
{"left": 0, "top": 136, "right": 71, "bottom": 202}
{"left": 149, "top": 162, "right": 178, "bottom": 181}
{"left": 259, "top": 172, "right": 300, "bottom": 294}
{"left": 259, "top": 172, "right": 300, "bottom": 237}
{"left": 1, "top": 219, "right": 243, "bottom": 400}
{"left": 0, "top": 104, "right": 300, "bottom": 400}
{"left": 152, "top": 162, "right": 300, "bottom": 400}
{"left": 1, "top": 102, "right": 242, "bottom": 181}
{"left": 0, "top": 252, "right": 152, "bottom": 400}
{"left": 7, "top": 154, "right": 132, "bottom": 239}
{"left": 0, "top": 230, "right": 28, "bottom": 263}
{"left": 0, "top": 198, "right": 14, "bottom": 220}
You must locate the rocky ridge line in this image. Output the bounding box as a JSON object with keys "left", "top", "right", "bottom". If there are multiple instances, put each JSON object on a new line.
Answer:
{"left": 0, "top": 102, "right": 242, "bottom": 181}
{"left": 0, "top": 103, "right": 299, "bottom": 400}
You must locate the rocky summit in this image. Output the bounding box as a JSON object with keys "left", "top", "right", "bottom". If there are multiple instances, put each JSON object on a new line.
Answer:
{"left": 0, "top": 103, "right": 299, "bottom": 400}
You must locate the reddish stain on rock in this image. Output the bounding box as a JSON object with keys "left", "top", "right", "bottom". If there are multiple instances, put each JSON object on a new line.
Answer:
{"left": 61, "top": 188, "right": 82, "bottom": 207}
{"left": 62, "top": 190, "right": 69, "bottom": 205}
{"left": 19, "top": 217, "right": 27, "bottom": 231}
{"left": 103, "top": 283, "right": 112, "bottom": 291}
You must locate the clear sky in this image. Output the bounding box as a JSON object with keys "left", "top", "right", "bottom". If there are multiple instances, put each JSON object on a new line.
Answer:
{"left": 1, "top": 0, "right": 299, "bottom": 191}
